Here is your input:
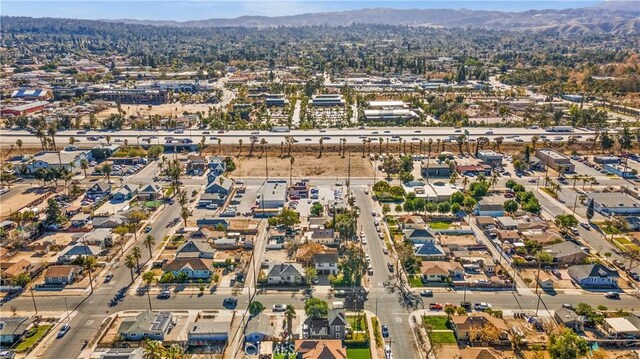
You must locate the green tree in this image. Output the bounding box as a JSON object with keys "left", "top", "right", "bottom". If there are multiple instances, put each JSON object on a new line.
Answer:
{"left": 437, "top": 201, "right": 451, "bottom": 214}
{"left": 310, "top": 203, "right": 324, "bottom": 217}
{"left": 248, "top": 300, "right": 265, "bottom": 317}
{"left": 131, "top": 246, "right": 142, "bottom": 271}
{"left": 304, "top": 267, "right": 318, "bottom": 285}
{"left": 45, "top": 198, "right": 66, "bottom": 226}
{"left": 13, "top": 272, "right": 31, "bottom": 287}
{"left": 555, "top": 214, "right": 579, "bottom": 233}
{"left": 124, "top": 254, "right": 137, "bottom": 283}
{"left": 548, "top": 327, "right": 588, "bottom": 359}
{"left": 268, "top": 208, "right": 300, "bottom": 227}
{"left": 382, "top": 204, "right": 390, "bottom": 215}
{"left": 503, "top": 200, "right": 519, "bottom": 215}
{"left": 285, "top": 304, "right": 296, "bottom": 335}
{"left": 304, "top": 298, "right": 329, "bottom": 319}
{"left": 339, "top": 244, "right": 368, "bottom": 286}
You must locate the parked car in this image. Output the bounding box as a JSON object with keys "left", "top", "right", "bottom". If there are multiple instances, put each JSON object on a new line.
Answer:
{"left": 381, "top": 325, "right": 389, "bottom": 338}
{"left": 474, "top": 302, "right": 492, "bottom": 311}
{"left": 419, "top": 290, "right": 433, "bottom": 297}
{"left": 272, "top": 304, "right": 286, "bottom": 312}
{"left": 429, "top": 303, "right": 443, "bottom": 310}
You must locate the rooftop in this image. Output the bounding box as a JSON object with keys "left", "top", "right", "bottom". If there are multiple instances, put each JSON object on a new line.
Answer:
{"left": 587, "top": 192, "right": 640, "bottom": 209}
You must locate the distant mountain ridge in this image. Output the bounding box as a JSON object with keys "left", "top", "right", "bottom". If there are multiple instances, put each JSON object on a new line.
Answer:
{"left": 100, "top": 1, "right": 640, "bottom": 34}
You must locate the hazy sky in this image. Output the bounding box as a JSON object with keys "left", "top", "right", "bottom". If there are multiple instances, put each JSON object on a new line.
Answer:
{"left": 2, "top": 1, "right": 604, "bottom": 21}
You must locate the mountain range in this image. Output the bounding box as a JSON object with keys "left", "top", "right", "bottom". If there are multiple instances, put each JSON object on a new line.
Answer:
{"left": 103, "top": 1, "right": 640, "bottom": 34}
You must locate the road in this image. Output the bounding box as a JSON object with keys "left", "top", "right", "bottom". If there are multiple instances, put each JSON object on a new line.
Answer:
{"left": 32, "top": 188, "right": 186, "bottom": 359}
{"left": 0, "top": 127, "right": 598, "bottom": 146}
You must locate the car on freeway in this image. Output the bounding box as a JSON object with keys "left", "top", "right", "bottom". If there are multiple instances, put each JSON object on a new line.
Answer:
{"left": 57, "top": 324, "right": 71, "bottom": 338}
{"left": 272, "top": 304, "right": 286, "bottom": 312}
{"left": 381, "top": 325, "right": 389, "bottom": 338}
{"left": 419, "top": 290, "right": 433, "bottom": 297}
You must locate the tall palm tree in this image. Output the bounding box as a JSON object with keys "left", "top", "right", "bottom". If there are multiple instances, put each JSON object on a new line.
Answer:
{"left": 101, "top": 163, "right": 113, "bottom": 183}
{"left": 143, "top": 234, "right": 156, "bottom": 258}
{"left": 285, "top": 304, "right": 296, "bottom": 335}
{"left": 80, "top": 159, "right": 88, "bottom": 178}
{"left": 124, "top": 254, "right": 136, "bottom": 283}
{"left": 318, "top": 138, "right": 324, "bottom": 158}
{"left": 164, "top": 345, "right": 184, "bottom": 359}
{"left": 361, "top": 139, "right": 366, "bottom": 157}
{"left": 489, "top": 173, "right": 499, "bottom": 191}
{"left": 180, "top": 206, "right": 190, "bottom": 227}
{"left": 142, "top": 339, "right": 165, "bottom": 359}
{"left": 47, "top": 126, "right": 57, "bottom": 151}
{"left": 378, "top": 137, "right": 383, "bottom": 154}
{"left": 289, "top": 156, "right": 295, "bottom": 184}
{"left": 15, "top": 139, "right": 23, "bottom": 155}
{"left": 461, "top": 176, "right": 469, "bottom": 191}
{"left": 68, "top": 136, "right": 77, "bottom": 146}
{"left": 35, "top": 129, "right": 45, "bottom": 151}
{"left": 131, "top": 246, "right": 142, "bottom": 272}
{"left": 238, "top": 139, "right": 243, "bottom": 157}
{"left": 106, "top": 135, "right": 112, "bottom": 145}
{"left": 531, "top": 135, "right": 540, "bottom": 150}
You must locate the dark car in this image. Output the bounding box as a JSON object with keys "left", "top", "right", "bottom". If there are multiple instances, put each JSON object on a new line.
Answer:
{"left": 604, "top": 292, "right": 620, "bottom": 299}
{"left": 157, "top": 290, "right": 171, "bottom": 299}
{"left": 223, "top": 297, "right": 238, "bottom": 309}
{"left": 104, "top": 273, "right": 114, "bottom": 283}
{"left": 420, "top": 290, "right": 433, "bottom": 297}
{"left": 381, "top": 325, "right": 389, "bottom": 338}
{"left": 144, "top": 226, "right": 152, "bottom": 233}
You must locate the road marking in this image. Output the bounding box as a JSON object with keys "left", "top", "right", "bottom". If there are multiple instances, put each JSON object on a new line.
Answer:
{"left": 85, "top": 320, "right": 94, "bottom": 326}
{"left": 395, "top": 317, "right": 402, "bottom": 323}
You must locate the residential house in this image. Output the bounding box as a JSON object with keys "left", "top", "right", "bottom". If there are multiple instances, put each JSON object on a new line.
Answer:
{"left": 397, "top": 215, "right": 425, "bottom": 230}
{"left": 112, "top": 184, "right": 139, "bottom": 202}
{"left": 98, "top": 348, "right": 144, "bottom": 359}
{"left": 26, "top": 150, "right": 91, "bottom": 174}
{"left": 554, "top": 307, "right": 585, "bottom": 332}
{"left": 70, "top": 212, "right": 91, "bottom": 227}
{"left": 187, "top": 155, "right": 207, "bottom": 172}
{"left": 245, "top": 313, "right": 275, "bottom": 342}
{"left": 309, "top": 228, "right": 339, "bottom": 246}
{"left": 162, "top": 258, "right": 212, "bottom": 279}
{"left": 57, "top": 244, "right": 101, "bottom": 262}
{"left": 475, "top": 203, "right": 504, "bottom": 218}
{"left": 0, "top": 317, "right": 36, "bottom": 345}
{"left": 313, "top": 252, "right": 339, "bottom": 275}
{"left": 176, "top": 240, "right": 216, "bottom": 259}
{"left": 118, "top": 311, "right": 173, "bottom": 341}
{"left": 93, "top": 214, "right": 126, "bottom": 228}
{"left": 496, "top": 217, "right": 518, "bottom": 230}
{"left": 266, "top": 263, "right": 305, "bottom": 285}
{"left": 421, "top": 261, "right": 464, "bottom": 282}
{"left": 457, "top": 348, "right": 505, "bottom": 359}
{"left": 496, "top": 230, "right": 521, "bottom": 243}
{"left": 86, "top": 182, "right": 111, "bottom": 200}
{"left": 543, "top": 241, "right": 588, "bottom": 265}
{"left": 205, "top": 176, "right": 232, "bottom": 196}
{"left": 138, "top": 184, "right": 162, "bottom": 201}
{"left": 403, "top": 227, "right": 436, "bottom": 244}
{"left": 187, "top": 320, "right": 232, "bottom": 344}
{"left": 0, "top": 259, "right": 41, "bottom": 286}
{"left": 568, "top": 264, "right": 619, "bottom": 288}
{"left": 308, "top": 309, "right": 347, "bottom": 340}
{"left": 294, "top": 339, "right": 347, "bottom": 359}
{"left": 208, "top": 156, "right": 226, "bottom": 175}
{"left": 604, "top": 316, "right": 640, "bottom": 338}
{"left": 77, "top": 228, "right": 113, "bottom": 249}
{"left": 475, "top": 216, "right": 496, "bottom": 229}
{"left": 451, "top": 312, "right": 508, "bottom": 342}
{"left": 44, "top": 265, "right": 82, "bottom": 285}
{"left": 414, "top": 243, "right": 447, "bottom": 261}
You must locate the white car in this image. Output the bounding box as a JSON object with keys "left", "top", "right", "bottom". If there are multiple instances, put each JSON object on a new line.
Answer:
{"left": 272, "top": 304, "right": 286, "bottom": 312}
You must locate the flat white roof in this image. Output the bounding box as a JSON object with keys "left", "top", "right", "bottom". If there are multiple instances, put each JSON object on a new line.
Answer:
{"left": 605, "top": 318, "right": 638, "bottom": 333}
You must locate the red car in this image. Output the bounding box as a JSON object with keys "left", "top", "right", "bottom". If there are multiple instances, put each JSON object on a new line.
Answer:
{"left": 429, "top": 303, "right": 443, "bottom": 310}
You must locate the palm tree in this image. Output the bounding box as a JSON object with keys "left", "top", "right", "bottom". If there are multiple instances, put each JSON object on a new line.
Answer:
{"left": 378, "top": 137, "right": 383, "bottom": 154}
{"left": 15, "top": 139, "right": 23, "bottom": 155}
{"left": 143, "top": 234, "right": 156, "bottom": 258}
{"left": 47, "top": 126, "right": 57, "bottom": 150}
{"left": 35, "top": 128, "right": 46, "bottom": 151}
{"left": 289, "top": 156, "right": 295, "bottom": 184}
{"left": 449, "top": 171, "right": 458, "bottom": 185}
{"left": 105, "top": 135, "right": 111, "bottom": 145}
{"left": 494, "top": 136, "right": 504, "bottom": 152}
{"left": 164, "top": 344, "right": 184, "bottom": 359}
{"left": 531, "top": 135, "right": 540, "bottom": 150}
{"left": 80, "top": 159, "right": 89, "bottom": 178}
{"left": 362, "top": 139, "right": 366, "bottom": 157}
{"left": 237, "top": 139, "right": 243, "bottom": 157}
{"left": 285, "top": 304, "right": 296, "bottom": 335}
{"left": 489, "top": 173, "right": 499, "bottom": 191}
{"left": 461, "top": 176, "right": 469, "bottom": 191}
{"left": 124, "top": 254, "right": 136, "bottom": 283}
{"left": 180, "top": 206, "right": 190, "bottom": 227}
{"left": 132, "top": 246, "right": 142, "bottom": 272}
{"left": 101, "top": 163, "right": 113, "bottom": 183}
{"left": 318, "top": 138, "right": 324, "bottom": 158}
{"left": 142, "top": 339, "right": 165, "bottom": 359}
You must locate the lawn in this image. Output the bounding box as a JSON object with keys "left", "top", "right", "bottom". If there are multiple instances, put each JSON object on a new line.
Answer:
{"left": 423, "top": 316, "right": 449, "bottom": 330}
{"left": 15, "top": 324, "right": 51, "bottom": 353}
{"left": 429, "top": 222, "right": 452, "bottom": 230}
{"left": 429, "top": 331, "right": 457, "bottom": 344}
{"left": 615, "top": 237, "right": 631, "bottom": 244}
{"left": 408, "top": 275, "right": 423, "bottom": 287}
{"left": 347, "top": 315, "right": 367, "bottom": 331}
{"left": 347, "top": 348, "right": 371, "bottom": 359}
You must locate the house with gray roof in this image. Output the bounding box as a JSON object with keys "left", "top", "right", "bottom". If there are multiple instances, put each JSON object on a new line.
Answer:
{"left": 176, "top": 239, "right": 216, "bottom": 259}
{"left": 414, "top": 243, "right": 446, "bottom": 261}
{"left": 403, "top": 228, "right": 436, "bottom": 244}
{"left": 245, "top": 313, "right": 275, "bottom": 343}
{"left": 58, "top": 244, "right": 102, "bottom": 262}
{"left": 543, "top": 241, "right": 588, "bottom": 265}
{"left": 313, "top": 252, "right": 339, "bottom": 275}
{"left": 308, "top": 309, "right": 347, "bottom": 340}
{"left": 112, "top": 184, "right": 139, "bottom": 202}
{"left": 554, "top": 307, "right": 585, "bottom": 332}
{"left": 568, "top": 264, "right": 619, "bottom": 288}
{"left": 0, "top": 317, "right": 36, "bottom": 345}
{"left": 205, "top": 176, "right": 232, "bottom": 195}
{"left": 266, "top": 263, "right": 305, "bottom": 285}
{"left": 93, "top": 214, "right": 126, "bottom": 229}
{"left": 86, "top": 181, "right": 111, "bottom": 199}
{"left": 162, "top": 258, "right": 212, "bottom": 279}
{"left": 117, "top": 311, "right": 173, "bottom": 341}
{"left": 475, "top": 203, "right": 504, "bottom": 217}
{"left": 77, "top": 228, "right": 113, "bottom": 249}
{"left": 99, "top": 348, "right": 144, "bottom": 359}
{"left": 138, "top": 184, "right": 162, "bottom": 200}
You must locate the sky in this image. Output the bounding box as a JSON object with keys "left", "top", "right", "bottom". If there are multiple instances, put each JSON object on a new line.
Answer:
{"left": 1, "top": 1, "right": 606, "bottom": 21}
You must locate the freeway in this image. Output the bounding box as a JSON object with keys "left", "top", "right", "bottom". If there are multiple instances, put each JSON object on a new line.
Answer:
{"left": 0, "top": 126, "right": 596, "bottom": 146}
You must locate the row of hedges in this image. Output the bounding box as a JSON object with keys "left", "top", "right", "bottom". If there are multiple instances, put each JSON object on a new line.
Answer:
{"left": 344, "top": 339, "right": 370, "bottom": 349}
{"left": 371, "top": 316, "right": 383, "bottom": 348}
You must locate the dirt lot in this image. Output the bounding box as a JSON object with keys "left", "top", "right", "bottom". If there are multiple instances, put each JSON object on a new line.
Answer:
{"left": 89, "top": 103, "right": 215, "bottom": 120}
{"left": 232, "top": 153, "right": 374, "bottom": 178}
{"left": 0, "top": 185, "right": 54, "bottom": 220}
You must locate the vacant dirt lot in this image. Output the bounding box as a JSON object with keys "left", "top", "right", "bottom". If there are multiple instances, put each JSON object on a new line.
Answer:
{"left": 90, "top": 103, "right": 215, "bottom": 120}
{"left": 232, "top": 153, "right": 374, "bottom": 178}
{"left": 0, "top": 185, "right": 53, "bottom": 220}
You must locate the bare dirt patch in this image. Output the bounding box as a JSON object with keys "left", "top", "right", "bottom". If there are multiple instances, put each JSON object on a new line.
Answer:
{"left": 231, "top": 153, "right": 373, "bottom": 178}
{"left": 89, "top": 103, "right": 215, "bottom": 120}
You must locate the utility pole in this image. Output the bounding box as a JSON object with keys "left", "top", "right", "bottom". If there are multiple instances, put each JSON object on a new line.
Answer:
{"left": 146, "top": 287, "right": 153, "bottom": 311}
{"left": 64, "top": 297, "right": 70, "bottom": 322}
{"left": 83, "top": 241, "right": 94, "bottom": 294}
{"left": 347, "top": 151, "right": 351, "bottom": 195}
{"left": 30, "top": 286, "right": 38, "bottom": 315}
{"left": 534, "top": 257, "right": 542, "bottom": 316}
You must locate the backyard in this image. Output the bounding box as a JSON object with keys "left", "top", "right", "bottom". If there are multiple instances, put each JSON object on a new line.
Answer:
{"left": 408, "top": 275, "right": 423, "bottom": 287}
{"left": 429, "top": 331, "right": 457, "bottom": 344}
{"left": 422, "top": 316, "right": 449, "bottom": 330}
{"left": 347, "top": 315, "right": 367, "bottom": 331}
{"left": 347, "top": 348, "right": 371, "bottom": 359}
{"left": 429, "top": 221, "right": 452, "bottom": 230}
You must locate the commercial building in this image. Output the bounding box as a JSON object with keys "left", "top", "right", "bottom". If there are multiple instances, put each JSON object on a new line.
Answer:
{"left": 476, "top": 150, "right": 504, "bottom": 167}
{"left": 309, "top": 94, "right": 345, "bottom": 107}
{"left": 364, "top": 109, "right": 419, "bottom": 121}
{"left": 26, "top": 150, "right": 91, "bottom": 173}
{"left": 0, "top": 101, "right": 50, "bottom": 116}
{"left": 604, "top": 163, "right": 636, "bottom": 178}
{"left": 420, "top": 161, "right": 451, "bottom": 178}
{"left": 259, "top": 180, "right": 287, "bottom": 209}
{"left": 265, "top": 94, "right": 289, "bottom": 107}
{"left": 90, "top": 89, "right": 167, "bottom": 104}
{"left": 535, "top": 149, "right": 575, "bottom": 173}
{"left": 11, "top": 88, "right": 51, "bottom": 100}
{"left": 586, "top": 192, "right": 640, "bottom": 216}
{"left": 136, "top": 80, "right": 200, "bottom": 92}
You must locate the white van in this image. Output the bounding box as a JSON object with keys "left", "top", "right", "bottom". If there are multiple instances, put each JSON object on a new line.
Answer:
{"left": 332, "top": 301, "right": 344, "bottom": 309}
